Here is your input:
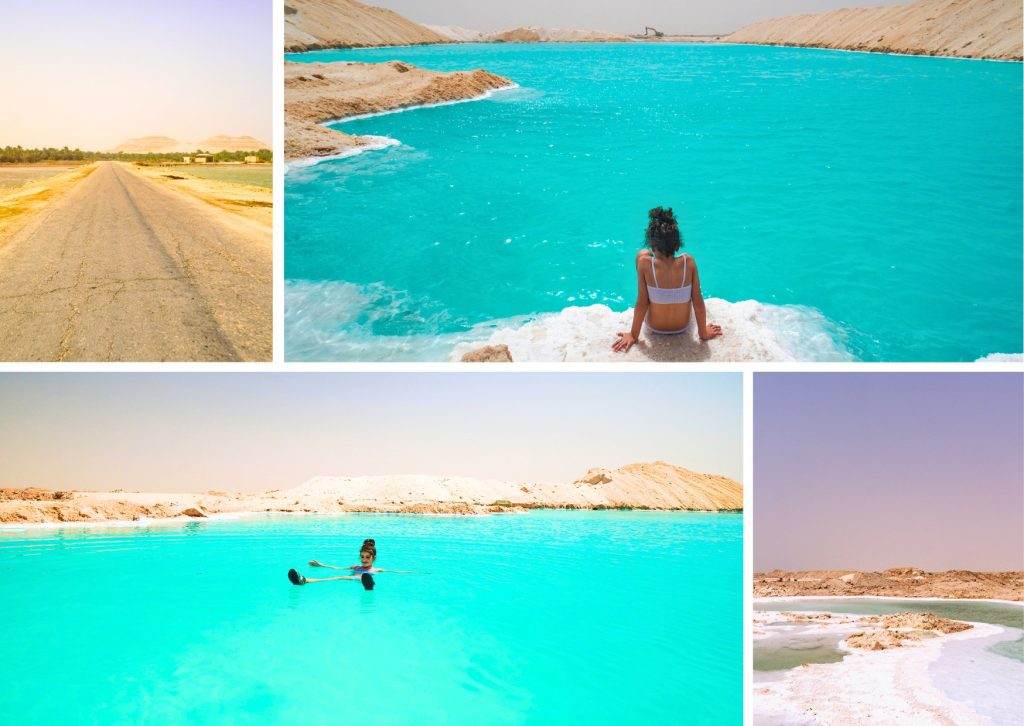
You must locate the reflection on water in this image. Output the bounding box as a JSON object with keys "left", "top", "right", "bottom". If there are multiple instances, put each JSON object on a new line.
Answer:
{"left": 990, "top": 633, "right": 1024, "bottom": 662}
{"left": 754, "top": 625, "right": 846, "bottom": 671}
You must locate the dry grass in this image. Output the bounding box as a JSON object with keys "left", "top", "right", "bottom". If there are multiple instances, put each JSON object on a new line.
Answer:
{"left": 131, "top": 164, "right": 272, "bottom": 229}
{"left": 0, "top": 164, "right": 97, "bottom": 246}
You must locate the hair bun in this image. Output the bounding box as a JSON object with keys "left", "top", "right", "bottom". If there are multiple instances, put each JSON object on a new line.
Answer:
{"left": 649, "top": 206, "right": 675, "bottom": 225}
{"left": 645, "top": 206, "right": 682, "bottom": 255}
{"left": 363, "top": 538, "right": 375, "bottom": 547}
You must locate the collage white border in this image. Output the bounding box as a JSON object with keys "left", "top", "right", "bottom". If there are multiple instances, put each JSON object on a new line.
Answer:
{"left": 0, "top": 2, "right": 1021, "bottom": 724}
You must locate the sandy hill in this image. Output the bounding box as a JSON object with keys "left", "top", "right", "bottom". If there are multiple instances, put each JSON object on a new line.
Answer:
{"left": 285, "top": 0, "right": 450, "bottom": 52}
{"left": 289, "top": 461, "right": 742, "bottom": 511}
{"left": 727, "top": 0, "right": 1022, "bottom": 60}
{"left": 425, "top": 25, "right": 488, "bottom": 42}
{"left": 574, "top": 461, "right": 743, "bottom": 510}
{"left": 196, "top": 135, "right": 269, "bottom": 152}
{"left": 488, "top": 26, "right": 633, "bottom": 43}
{"left": 754, "top": 568, "right": 1024, "bottom": 600}
{"left": 110, "top": 135, "right": 269, "bottom": 153}
{"left": 110, "top": 135, "right": 181, "bottom": 153}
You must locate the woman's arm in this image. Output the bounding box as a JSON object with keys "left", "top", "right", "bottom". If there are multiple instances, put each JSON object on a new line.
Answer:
{"left": 308, "top": 560, "right": 356, "bottom": 570}
{"left": 613, "top": 251, "right": 650, "bottom": 352}
{"left": 690, "top": 259, "right": 722, "bottom": 341}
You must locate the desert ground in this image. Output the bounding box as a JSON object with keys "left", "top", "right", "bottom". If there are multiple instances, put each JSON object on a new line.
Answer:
{"left": 755, "top": 568, "right": 1023, "bottom": 600}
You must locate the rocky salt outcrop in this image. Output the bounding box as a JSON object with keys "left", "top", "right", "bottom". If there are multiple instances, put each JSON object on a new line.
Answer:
{"left": 285, "top": 61, "right": 514, "bottom": 162}
{"left": 754, "top": 568, "right": 1024, "bottom": 600}
{"left": 460, "top": 344, "right": 513, "bottom": 362}
{"left": 844, "top": 613, "right": 972, "bottom": 650}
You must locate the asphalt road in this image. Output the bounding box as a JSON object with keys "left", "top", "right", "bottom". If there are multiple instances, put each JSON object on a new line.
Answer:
{"left": 0, "top": 162, "right": 272, "bottom": 361}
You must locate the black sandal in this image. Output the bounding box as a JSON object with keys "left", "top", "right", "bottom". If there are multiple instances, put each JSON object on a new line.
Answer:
{"left": 288, "top": 568, "right": 307, "bottom": 586}
{"left": 361, "top": 573, "right": 375, "bottom": 590}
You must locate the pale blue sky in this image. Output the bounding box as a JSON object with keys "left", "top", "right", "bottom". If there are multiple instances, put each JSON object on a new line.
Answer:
{"left": 0, "top": 373, "right": 742, "bottom": 492}
{"left": 1, "top": 0, "right": 271, "bottom": 150}
{"left": 374, "top": 0, "right": 906, "bottom": 35}
{"left": 755, "top": 373, "right": 1024, "bottom": 571}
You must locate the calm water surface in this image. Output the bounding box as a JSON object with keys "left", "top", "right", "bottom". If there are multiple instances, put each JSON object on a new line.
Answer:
{"left": 0, "top": 512, "right": 741, "bottom": 724}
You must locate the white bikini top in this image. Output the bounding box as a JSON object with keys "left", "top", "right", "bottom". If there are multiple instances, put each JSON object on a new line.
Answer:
{"left": 647, "top": 255, "right": 692, "bottom": 305}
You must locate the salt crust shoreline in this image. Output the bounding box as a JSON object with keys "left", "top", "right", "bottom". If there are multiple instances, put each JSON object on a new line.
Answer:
{"left": 328, "top": 83, "right": 520, "bottom": 124}
{"left": 0, "top": 507, "right": 742, "bottom": 531}
{"left": 286, "top": 84, "right": 519, "bottom": 170}
{"left": 284, "top": 60, "right": 514, "bottom": 162}
{"left": 0, "top": 510, "right": 485, "bottom": 531}
{"left": 753, "top": 611, "right": 1017, "bottom": 725}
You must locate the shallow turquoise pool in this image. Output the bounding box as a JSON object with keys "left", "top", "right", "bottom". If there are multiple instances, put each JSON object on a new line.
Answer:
{"left": 0, "top": 511, "right": 741, "bottom": 724}
{"left": 285, "top": 43, "right": 1022, "bottom": 361}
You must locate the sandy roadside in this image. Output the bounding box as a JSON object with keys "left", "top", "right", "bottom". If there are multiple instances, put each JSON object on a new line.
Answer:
{"left": 285, "top": 60, "right": 514, "bottom": 163}
{"left": 129, "top": 164, "right": 272, "bottom": 230}
{"left": 0, "top": 164, "right": 98, "bottom": 249}
{"left": 0, "top": 462, "right": 743, "bottom": 525}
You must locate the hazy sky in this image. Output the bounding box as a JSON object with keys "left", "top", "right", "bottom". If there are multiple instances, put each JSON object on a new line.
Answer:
{"left": 375, "top": 0, "right": 906, "bottom": 35}
{"left": 754, "top": 374, "right": 1024, "bottom": 572}
{"left": 1, "top": 0, "right": 271, "bottom": 150}
{"left": 0, "top": 373, "right": 742, "bottom": 492}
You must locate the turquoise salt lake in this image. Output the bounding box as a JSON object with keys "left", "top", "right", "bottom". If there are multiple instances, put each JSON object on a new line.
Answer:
{"left": 285, "top": 43, "right": 1022, "bottom": 362}
{"left": 0, "top": 511, "right": 741, "bottom": 724}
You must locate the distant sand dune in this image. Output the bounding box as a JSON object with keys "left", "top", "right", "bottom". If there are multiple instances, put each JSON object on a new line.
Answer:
{"left": 110, "top": 135, "right": 269, "bottom": 153}
{"left": 424, "top": 25, "right": 488, "bottom": 42}
{"left": 728, "top": 0, "right": 1023, "bottom": 60}
{"left": 284, "top": 0, "right": 449, "bottom": 52}
{"left": 488, "top": 26, "right": 634, "bottom": 43}
{"left": 0, "top": 461, "right": 742, "bottom": 524}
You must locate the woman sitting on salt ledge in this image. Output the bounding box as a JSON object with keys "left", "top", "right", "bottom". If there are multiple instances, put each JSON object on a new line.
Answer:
{"left": 612, "top": 207, "right": 723, "bottom": 353}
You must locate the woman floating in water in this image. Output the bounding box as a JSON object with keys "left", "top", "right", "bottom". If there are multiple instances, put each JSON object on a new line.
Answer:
{"left": 613, "top": 207, "right": 722, "bottom": 353}
{"left": 288, "top": 538, "right": 412, "bottom": 590}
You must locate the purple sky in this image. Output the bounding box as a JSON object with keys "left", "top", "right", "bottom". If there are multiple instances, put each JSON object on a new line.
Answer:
{"left": 755, "top": 373, "right": 1023, "bottom": 572}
